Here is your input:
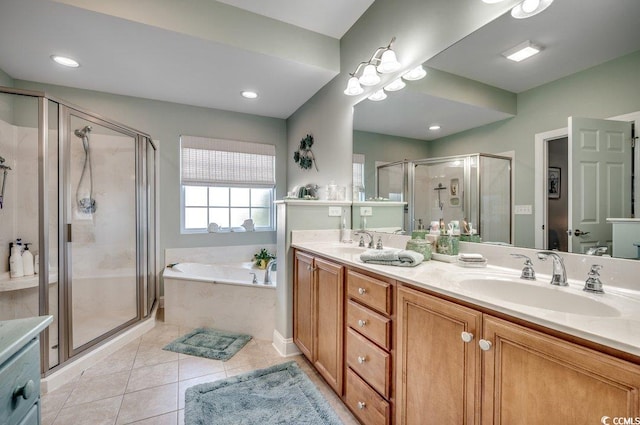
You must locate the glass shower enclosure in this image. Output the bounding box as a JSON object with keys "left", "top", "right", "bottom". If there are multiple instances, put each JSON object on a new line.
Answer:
{"left": 377, "top": 153, "right": 512, "bottom": 243}
{"left": 0, "top": 87, "right": 158, "bottom": 373}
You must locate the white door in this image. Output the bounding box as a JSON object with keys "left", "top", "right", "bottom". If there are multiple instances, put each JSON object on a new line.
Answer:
{"left": 568, "top": 117, "right": 632, "bottom": 253}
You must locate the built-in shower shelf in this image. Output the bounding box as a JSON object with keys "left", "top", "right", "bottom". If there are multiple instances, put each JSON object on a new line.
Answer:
{"left": 0, "top": 272, "right": 58, "bottom": 292}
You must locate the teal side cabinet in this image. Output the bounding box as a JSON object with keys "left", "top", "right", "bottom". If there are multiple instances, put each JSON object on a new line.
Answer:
{"left": 0, "top": 316, "right": 53, "bottom": 425}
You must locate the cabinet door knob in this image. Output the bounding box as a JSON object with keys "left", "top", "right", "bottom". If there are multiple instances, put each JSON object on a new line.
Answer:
{"left": 358, "top": 287, "right": 367, "bottom": 295}
{"left": 479, "top": 339, "right": 492, "bottom": 351}
{"left": 357, "top": 401, "right": 366, "bottom": 410}
{"left": 357, "top": 355, "right": 367, "bottom": 364}
{"left": 358, "top": 319, "right": 367, "bottom": 327}
{"left": 13, "top": 379, "right": 35, "bottom": 401}
{"left": 460, "top": 331, "right": 474, "bottom": 343}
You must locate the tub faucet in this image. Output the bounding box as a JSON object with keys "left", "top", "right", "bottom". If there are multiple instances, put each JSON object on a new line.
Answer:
{"left": 536, "top": 251, "right": 567, "bottom": 286}
{"left": 264, "top": 258, "right": 277, "bottom": 285}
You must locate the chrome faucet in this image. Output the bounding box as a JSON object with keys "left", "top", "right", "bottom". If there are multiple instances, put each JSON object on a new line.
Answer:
{"left": 264, "top": 258, "right": 277, "bottom": 285}
{"left": 510, "top": 254, "right": 536, "bottom": 280}
{"left": 536, "top": 251, "right": 568, "bottom": 286}
{"left": 354, "top": 230, "right": 374, "bottom": 248}
{"left": 583, "top": 264, "right": 604, "bottom": 294}
{"left": 586, "top": 245, "right": 608, "bottom": 256}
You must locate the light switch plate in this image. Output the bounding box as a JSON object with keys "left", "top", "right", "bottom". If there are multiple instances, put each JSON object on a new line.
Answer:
{"left": 328, "top": 206, "right": 342, "bottom": 217}
{"left": 360, "top": 206, "right": 373, "bottom": 216}
{"left": 514, "top": 205, "right": 532, "bottom": 215}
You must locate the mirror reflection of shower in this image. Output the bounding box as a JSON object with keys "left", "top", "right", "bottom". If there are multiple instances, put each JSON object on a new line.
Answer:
{"left": 74, "top": 125, "right": 96, "bottom": 214}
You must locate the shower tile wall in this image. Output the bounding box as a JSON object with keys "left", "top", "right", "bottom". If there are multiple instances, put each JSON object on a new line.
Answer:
{"left": 414, "top": 162, "right": 466, "bottom": 227}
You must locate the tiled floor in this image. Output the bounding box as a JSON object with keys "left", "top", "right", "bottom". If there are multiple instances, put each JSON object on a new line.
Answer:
{"left": 41, "top": 315, "right": 359, "bottom": 425}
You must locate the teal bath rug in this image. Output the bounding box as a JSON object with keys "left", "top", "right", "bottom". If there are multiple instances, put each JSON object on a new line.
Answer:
{"left": 185, "top": 361, "right": 343, "bottom": 425}
{"left": 163, "top": 328, "right": 251, "bottom": 361}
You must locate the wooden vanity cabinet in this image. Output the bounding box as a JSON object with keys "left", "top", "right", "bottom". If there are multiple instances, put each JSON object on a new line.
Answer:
{"left": 396, "top": 285, "right": 640, "bottom": 425}
{"left": 482, "top": 315, "right": 640, "bottom": 424}
{"left": 344, "top": 269, "right": 394, "bottom": 425}
{"left": 396, "top": 285, "right": 482, "bottom": 425}
{"left": 292, "top": 250, "right": 344, "bottom": 394}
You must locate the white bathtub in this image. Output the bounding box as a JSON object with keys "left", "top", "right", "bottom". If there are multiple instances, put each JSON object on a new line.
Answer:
{"left": 163, "top": 262, "right": 276, "bottom": 340}
{"left": 165, "top": 262, "right": 276, "bottom": 286}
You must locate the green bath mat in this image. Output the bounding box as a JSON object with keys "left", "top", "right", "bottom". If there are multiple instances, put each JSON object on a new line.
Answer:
{"left": 163, "top": 328, "right": 251, "bottom": 361}
{"left": 185, "top": 361, "right": 343, "bottom": 425}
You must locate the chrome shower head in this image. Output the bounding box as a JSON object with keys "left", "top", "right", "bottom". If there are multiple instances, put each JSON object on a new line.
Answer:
{"left": 74, "top": 125, "right": 92, "bottom": 138}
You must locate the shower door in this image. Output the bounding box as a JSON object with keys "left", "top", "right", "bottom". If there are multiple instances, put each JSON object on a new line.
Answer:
{"left": 62, "top": 107, "right": 139, "bottom": 355}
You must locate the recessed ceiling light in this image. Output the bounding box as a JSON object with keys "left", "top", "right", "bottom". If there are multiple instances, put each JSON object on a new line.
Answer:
{"left": 241, "top": 91, "right": 258, "bottom": 99}
{"left": 51, "top": 55, "right": 80, "bottom": 68}
{"left": 429, "top": 125, "right": 441, "bottom": 131}
{"left": 502, "top": 40, "right": 543, "bottom": 62}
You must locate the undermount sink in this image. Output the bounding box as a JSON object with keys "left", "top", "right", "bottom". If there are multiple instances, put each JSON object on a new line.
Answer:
{"left": 458, "top": 278, "right": 621, "bottom": 317}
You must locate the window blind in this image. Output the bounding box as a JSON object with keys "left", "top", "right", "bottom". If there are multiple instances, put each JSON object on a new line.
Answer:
{"left": 353, "top": 153, "right": 365, "bottom": 190}
{"left": 181, "top": 135, "right": 275, "bottom": 187}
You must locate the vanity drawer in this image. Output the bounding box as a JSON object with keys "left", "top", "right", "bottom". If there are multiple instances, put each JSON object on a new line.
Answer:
{"left": 0, "top": 339, "right": 40, "bottom": 425}
{"left": 347, "top": 270, "right": 392, "bottom": 315}
{"left": 346, "top": 328, "right": 391, "bottom": 398}
{"left": 347, "top": 299, "right": 391, "bottom": 350}
{"left": 345, "top": 368, "right": 390, "bottom": 425}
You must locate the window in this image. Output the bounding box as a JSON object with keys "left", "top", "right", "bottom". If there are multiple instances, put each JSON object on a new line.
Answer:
{"left": 181, "top": 135, "right": 276, "bottom": 232}
{"left": 353, "top": 153, "right": 365, "bottom": 201}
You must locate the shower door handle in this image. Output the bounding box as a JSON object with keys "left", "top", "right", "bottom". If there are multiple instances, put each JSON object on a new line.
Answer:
{"left": 67, "top": 223, "right": 72, "bottom": 242}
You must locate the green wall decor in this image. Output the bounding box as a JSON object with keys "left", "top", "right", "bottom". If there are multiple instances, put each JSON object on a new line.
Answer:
{"left": 293, "top": 133, "right": 318, "bottom": 171}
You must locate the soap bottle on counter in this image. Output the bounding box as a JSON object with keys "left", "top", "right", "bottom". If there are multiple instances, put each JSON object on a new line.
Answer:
{"left": 9, "top": 243, "right": 24, "bottom": 278}
{"left": 411, "top": 218, "right": 428, "bottom": 239}
{"left": 22, "top": 243, "right": 34, "bottom": 276}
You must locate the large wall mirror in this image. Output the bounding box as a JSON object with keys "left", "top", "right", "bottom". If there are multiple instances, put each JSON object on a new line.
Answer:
{"left": 352, "top": 0, "right": 640, "bottom": 259}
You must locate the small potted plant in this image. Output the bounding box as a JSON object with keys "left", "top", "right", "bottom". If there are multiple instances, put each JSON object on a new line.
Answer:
{"left": 253, "top": 248, "right": 275, "bottom": 269}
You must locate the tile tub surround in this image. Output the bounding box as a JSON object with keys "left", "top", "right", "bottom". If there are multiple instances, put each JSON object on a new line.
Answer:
{"left": 290, "top": 231, "right": 640, "bottom": 358}
{"left": 39, "top": 319, "right": 358, "bottom": 425}
{"left": 163, "top": 272, "right": 276, "bottom": 341}
{"left": 165, "top": 244, "right": 276, "bottom": 267}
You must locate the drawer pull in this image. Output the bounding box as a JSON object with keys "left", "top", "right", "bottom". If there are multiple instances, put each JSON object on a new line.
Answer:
{"left": 357, "top": 355, "right": 367, "bottom": 364}
{"left": 358, "top": 287, "right": 367, "bottom": 295}
{"left": 479, "top": 339, "right": 493, "bottom": 351}
{"left": 357, "top": 319, "right": 367, "bottom": 327}
{"left": 13, "top": 379, "right": 35, "bottom": 401}
{"left": 357, "top": 401, "right": 366, "bottom": 410}
{"left": 460, "top": 331, "right": 474, "bottom": 343}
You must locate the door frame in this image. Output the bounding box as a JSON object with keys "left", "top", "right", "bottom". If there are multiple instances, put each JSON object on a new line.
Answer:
{"left": 534, "top": 111, "right": 640, "bottom": 250}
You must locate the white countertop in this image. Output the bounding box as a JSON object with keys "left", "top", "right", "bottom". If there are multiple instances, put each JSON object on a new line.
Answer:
{"left": 292, "top": 240, "right": 640, "bottom": 358}
{"left": 0, "top": 316, "right": 53, "bottom": 364}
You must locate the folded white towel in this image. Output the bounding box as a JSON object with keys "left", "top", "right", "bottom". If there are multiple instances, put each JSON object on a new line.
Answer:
{"left": 360, "top": 249, "right": 424, "bottom": 267}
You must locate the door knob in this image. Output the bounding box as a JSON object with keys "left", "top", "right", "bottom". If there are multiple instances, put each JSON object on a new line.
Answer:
{"left": 574, "top": 229, "right": 590, "bottom": 237}
{"left": 460, "top": 332, "right": 474, "bottom": 343}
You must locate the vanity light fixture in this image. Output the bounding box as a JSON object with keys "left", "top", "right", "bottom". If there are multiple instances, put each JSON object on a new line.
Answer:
{"left": 344, "top": 37, "right": 401, "bottom": 96}
{"left": 429, "top": 124, "right": 441, "bottom": 131}
{"left": 51, "top": 55, "right": 80, "bottom": 68}
{"left": 368, "top": 89, "right": 387, "bottom": 102}
{"left": 384, "top": 78, "right": 406, "bottom": 92}
{"left": 480, "top": 0, "right": 554, "bottom": 19}
{"left": 241, "top": 91, "right": 258, "bottom": 99}
{"left": 402, "top": 65, "right": 427, "bottom": 81}
{"left": 502, "top": 40, "right": 543, "bottom": 62}
{"left": 511, "top": 0, "right": 554, "bottom": 18}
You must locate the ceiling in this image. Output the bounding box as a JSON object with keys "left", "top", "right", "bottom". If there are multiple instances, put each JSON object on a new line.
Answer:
{"left": 354, "top": 0, "right": 640, "bottom": 140}
{"left": 0, "top": 0, "right": 373, "bottom": 119}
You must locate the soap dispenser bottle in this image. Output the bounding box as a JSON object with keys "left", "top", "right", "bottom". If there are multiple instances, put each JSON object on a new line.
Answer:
{"left": 9, "top": 242, "right": 24, "bottom": 278}
{"left": 22, "top": 243, "right": 34, "bottom": 276}
{"left": 411, "top": 218, "right": 428, "bottom": 239}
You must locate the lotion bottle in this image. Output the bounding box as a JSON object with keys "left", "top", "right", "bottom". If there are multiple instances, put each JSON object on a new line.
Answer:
{"left": 9, "top": 243, "right": 24, "bottom": 278}
{"left": 22, "top": 243, "right": 34, "bottom": 276}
